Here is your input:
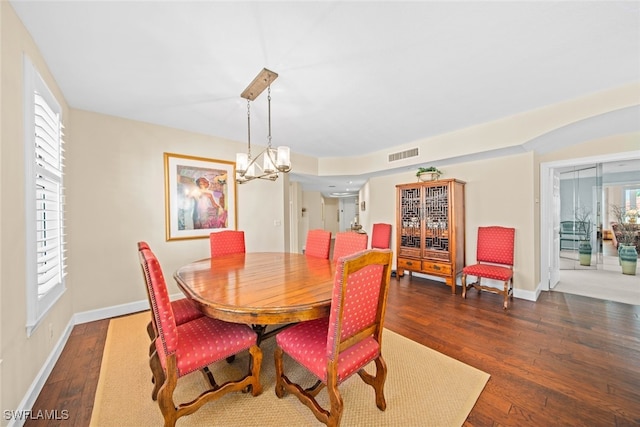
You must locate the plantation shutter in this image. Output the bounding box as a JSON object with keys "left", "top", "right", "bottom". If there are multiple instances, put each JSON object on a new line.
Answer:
{"left": 33, "top": 91, "right": 66, "bottom": 295}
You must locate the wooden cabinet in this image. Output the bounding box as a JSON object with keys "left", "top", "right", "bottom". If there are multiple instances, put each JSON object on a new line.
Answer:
{"left": 395, "top": 179, "right": 465, "bottom": 293}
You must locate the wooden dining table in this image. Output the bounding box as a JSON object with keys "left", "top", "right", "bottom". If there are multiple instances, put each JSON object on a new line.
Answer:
{"left": 174, "top": 252, "right": 336, "bottom": 341}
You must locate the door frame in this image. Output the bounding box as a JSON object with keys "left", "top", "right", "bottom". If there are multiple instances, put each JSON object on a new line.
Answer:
{"left": 540, "top": 151, "right": 639, "bottom": 291}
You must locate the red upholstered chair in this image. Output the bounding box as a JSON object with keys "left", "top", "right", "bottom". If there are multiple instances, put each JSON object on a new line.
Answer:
{"left": 137, "top": 242, "right": 203, "bottom": 351}
{"left": 274, "top": 249, "right": 393, "bottom": 427}
{"left": 305, "top": 229, "right": 332, "bottom": 259}
{"left": 462, "top": 226, "right": 516, "bottom": 309}
{"left": 209, "top": 230, "right": 246, "bottom": 257}
{"left": 332, "top": 231, "right": 368, "bottom": 262}
{"left": 370, "top": 223, "right": 392, "bottom": 249}
{"left": 138, "top": 247, "right": 262, "bottom": 426}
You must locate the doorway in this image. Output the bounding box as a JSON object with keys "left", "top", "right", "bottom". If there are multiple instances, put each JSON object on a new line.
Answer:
{"left": 557, "top": 164, "right": 601, "bottom": 272}
{"left": 540, "top": 153, "right": 640, "bottom": 304}
{"left": 338, "top": 197, "right": 358, "bottom": 232}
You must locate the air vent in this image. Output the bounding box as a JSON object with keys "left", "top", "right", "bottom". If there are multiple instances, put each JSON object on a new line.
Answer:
{"left": 388, "top": 148, "right": 419, "bottom": 162}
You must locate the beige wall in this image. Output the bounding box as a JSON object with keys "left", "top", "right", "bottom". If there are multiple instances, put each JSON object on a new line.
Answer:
{"left": 66, "top": 109, "right": 290, "bottom": 313}
{"left": 361, "top": 152, "right": 537, "bottom": 292}
{"left": 2, "top": 1, "right": 639, "bottom": 421}
{"left": 538, "top": 133, "right": 640, "bottom": 165}
{"left": 323, "top": 197, "right": 340, "bottom": 236}
{"left": 1, "top": 2, "right": 75, "bottom": 417}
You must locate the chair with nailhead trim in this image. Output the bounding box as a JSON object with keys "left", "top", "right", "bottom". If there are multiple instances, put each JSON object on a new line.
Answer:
{"left": 274, "top": 249, "right": 393, "bottom": 427}
{"left": 138, "top": 246, "right": 262, "bottom": 427}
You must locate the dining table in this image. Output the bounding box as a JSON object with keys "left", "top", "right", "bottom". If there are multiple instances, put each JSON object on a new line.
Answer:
{"left": 173, "top": 252, "right": 336, "bottom": 342}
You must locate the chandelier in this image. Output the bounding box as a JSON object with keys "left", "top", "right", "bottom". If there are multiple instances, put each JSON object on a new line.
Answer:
{"left": 235, "top": 68, "right": 291, "bottom": 184}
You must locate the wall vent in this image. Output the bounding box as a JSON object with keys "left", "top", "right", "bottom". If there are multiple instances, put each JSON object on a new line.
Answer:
{"left": 388, "top": 148, "right": 419, "bottom": 162}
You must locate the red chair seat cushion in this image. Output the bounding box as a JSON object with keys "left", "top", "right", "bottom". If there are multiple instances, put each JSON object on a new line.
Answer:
{"left": 463, "top": 263, "right": 513, "bottom": 281}
{"left": 171, "top": 298, "right": 203, "bottom": 325}
{"left": 156, "top": 316, "right": 257, "bottom": 377}
{"left": 276, "top": 317, "right": 380, "bottom": 384}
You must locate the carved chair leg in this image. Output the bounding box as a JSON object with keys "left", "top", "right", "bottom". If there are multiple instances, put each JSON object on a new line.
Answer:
{"left": 200, "top": 366, "right": 218, "bottom": 389}
{"left": 274, "top": 346, "right": 285, "bottom": 398}
{"left": 326, "top": 372, "right": 344, "bottom": 427}
{"left": 461, "top": 274, "right": 467, "bottom": 298}
{"left": 305, "top": 380, "right": 325, "bottom": 398}
{"left": 146, "top": 321, "right": 155, "bottom": 341}
{"left": 358, "top": 354, "right": 387, "bottom": 411}
{"left": 157, "top": 355, "right": 179, "bottom": 427}
{"left": 149, "top": 350, "right": 165, "bottom": 401}
{"left": 503, "top": 280, "right": 509, "bottom": 309}
{"left": 147, "top": 321, "right": 157, "bottom": 357}
{"left": 248, "top": 345, "right": 263, "bottom": 396}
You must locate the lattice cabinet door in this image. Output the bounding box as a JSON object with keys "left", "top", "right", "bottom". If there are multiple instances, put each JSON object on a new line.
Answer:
{"left": 423, "top": 183, "right": 450, "bottom": 262}
{"left": 398, "top": 184, "right": 423, "bottom": 259}
{"left": 395, "top": 179, "right": 466, "bottom": 294}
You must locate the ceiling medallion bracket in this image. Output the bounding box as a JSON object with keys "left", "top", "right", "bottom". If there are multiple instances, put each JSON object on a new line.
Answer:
{"left": 240, "top": 68, "right": 278, "bottom": 101}
{"left": 235, "top": 68, "right": 291, "bottom": 184}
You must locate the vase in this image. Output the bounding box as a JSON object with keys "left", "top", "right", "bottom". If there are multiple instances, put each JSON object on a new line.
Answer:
{"left": 618, "top": 244, "right": 638, "bottom": 275}
{"left": 578, "top": 241, "right": 592, "bottom": 266}
{"left": 418, "top": 172, "right": 441, "bottom": 182}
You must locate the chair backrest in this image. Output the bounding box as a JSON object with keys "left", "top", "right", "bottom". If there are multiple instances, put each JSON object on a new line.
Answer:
{"left": 333, "top": 231, "right": 368, "bottom": 262}
{"left": 305, "top": 229, "right": 332, "bottom": 259}
{"left": 138, "top": 246, "right": 178, "bottom": 357}
{"left": 210, "top": 230, "right": 246, "bottom": 257}
{"left": 326, "top": 249, "right": 393, "bottom": 359}
{"left": 476, "top": 226, "right": 515, "bottom": 266}
{"left": 370, "top": 223, "right": 392, "bottom": 249}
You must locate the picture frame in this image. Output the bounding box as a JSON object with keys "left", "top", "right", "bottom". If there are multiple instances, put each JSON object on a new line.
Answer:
{"left": 164, "top": 152, "right": 237, "bottom": 241}
{"left": 360, "top": 201, "right": 366, "bottom": 211}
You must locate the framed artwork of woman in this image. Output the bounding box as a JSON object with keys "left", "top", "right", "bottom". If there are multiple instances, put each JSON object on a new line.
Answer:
{"left": 164, "top": 152, "right": 237, "bottom": 240}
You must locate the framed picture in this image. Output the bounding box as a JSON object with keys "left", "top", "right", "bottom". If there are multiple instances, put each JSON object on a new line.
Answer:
{"left": 360, "top": 201, "right": 366, "bottom": 211}
{"left": 164, "top": 152, "right": 236, "bottom": 241}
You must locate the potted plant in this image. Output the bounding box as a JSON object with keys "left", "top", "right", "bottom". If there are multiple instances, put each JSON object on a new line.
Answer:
{"left": 574, "top": 206, "right": 593, "bottom": 266}
{"left": 416, "top": 166, "right": 442, "bottom": 182}
{"left": 611, "top": 205, "right": 638, "bottom": 275}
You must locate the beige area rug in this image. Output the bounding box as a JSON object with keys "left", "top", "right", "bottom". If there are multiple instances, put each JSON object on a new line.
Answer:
{"left": 90, "top": 312, "right": 489, "bottom": 426}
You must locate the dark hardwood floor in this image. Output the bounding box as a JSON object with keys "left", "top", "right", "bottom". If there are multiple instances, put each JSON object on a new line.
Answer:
{"left": 26, "top": 275, "right": 640, "bottom": 426}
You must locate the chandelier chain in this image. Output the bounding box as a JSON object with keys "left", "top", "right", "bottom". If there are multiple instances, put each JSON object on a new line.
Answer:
{"left": 246, "top": 99, "right": 252, "bottom": 160}
{"left": 267, "top": 85, "right": 272, "bottom": 149}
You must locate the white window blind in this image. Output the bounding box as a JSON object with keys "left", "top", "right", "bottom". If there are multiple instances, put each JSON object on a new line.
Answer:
{"left": 34, "top": 92, "right": 66, "bottom": 295}
{"left": 24, "top": 56, "right": 67, "bottom": 335}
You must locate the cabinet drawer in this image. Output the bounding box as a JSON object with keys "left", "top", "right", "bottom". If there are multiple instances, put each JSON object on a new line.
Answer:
{"left": 422, "top": 261, "right": 451, "bottom": 276}
{"left": 398, "top": 258, "right": 421, "bottom": 270}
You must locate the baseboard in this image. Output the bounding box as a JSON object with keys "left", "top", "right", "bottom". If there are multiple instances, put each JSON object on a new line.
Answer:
{"left": 9, "top": 293, "right": 181, "bottom": 427}
{"left": 7, "top": 318, "right": 74, "bottom": 427}
{"left": 73, "top": 299, "right": 149, "bottom": 325}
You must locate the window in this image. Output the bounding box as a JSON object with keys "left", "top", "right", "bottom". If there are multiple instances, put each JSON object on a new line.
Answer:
{"left": 24, "top": 56, "right": 66, "bottom": 336}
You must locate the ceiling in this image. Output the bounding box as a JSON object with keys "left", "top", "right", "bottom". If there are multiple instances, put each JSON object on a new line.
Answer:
{"left": 9, "top": 1, "right": 640, "bottom": 196}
